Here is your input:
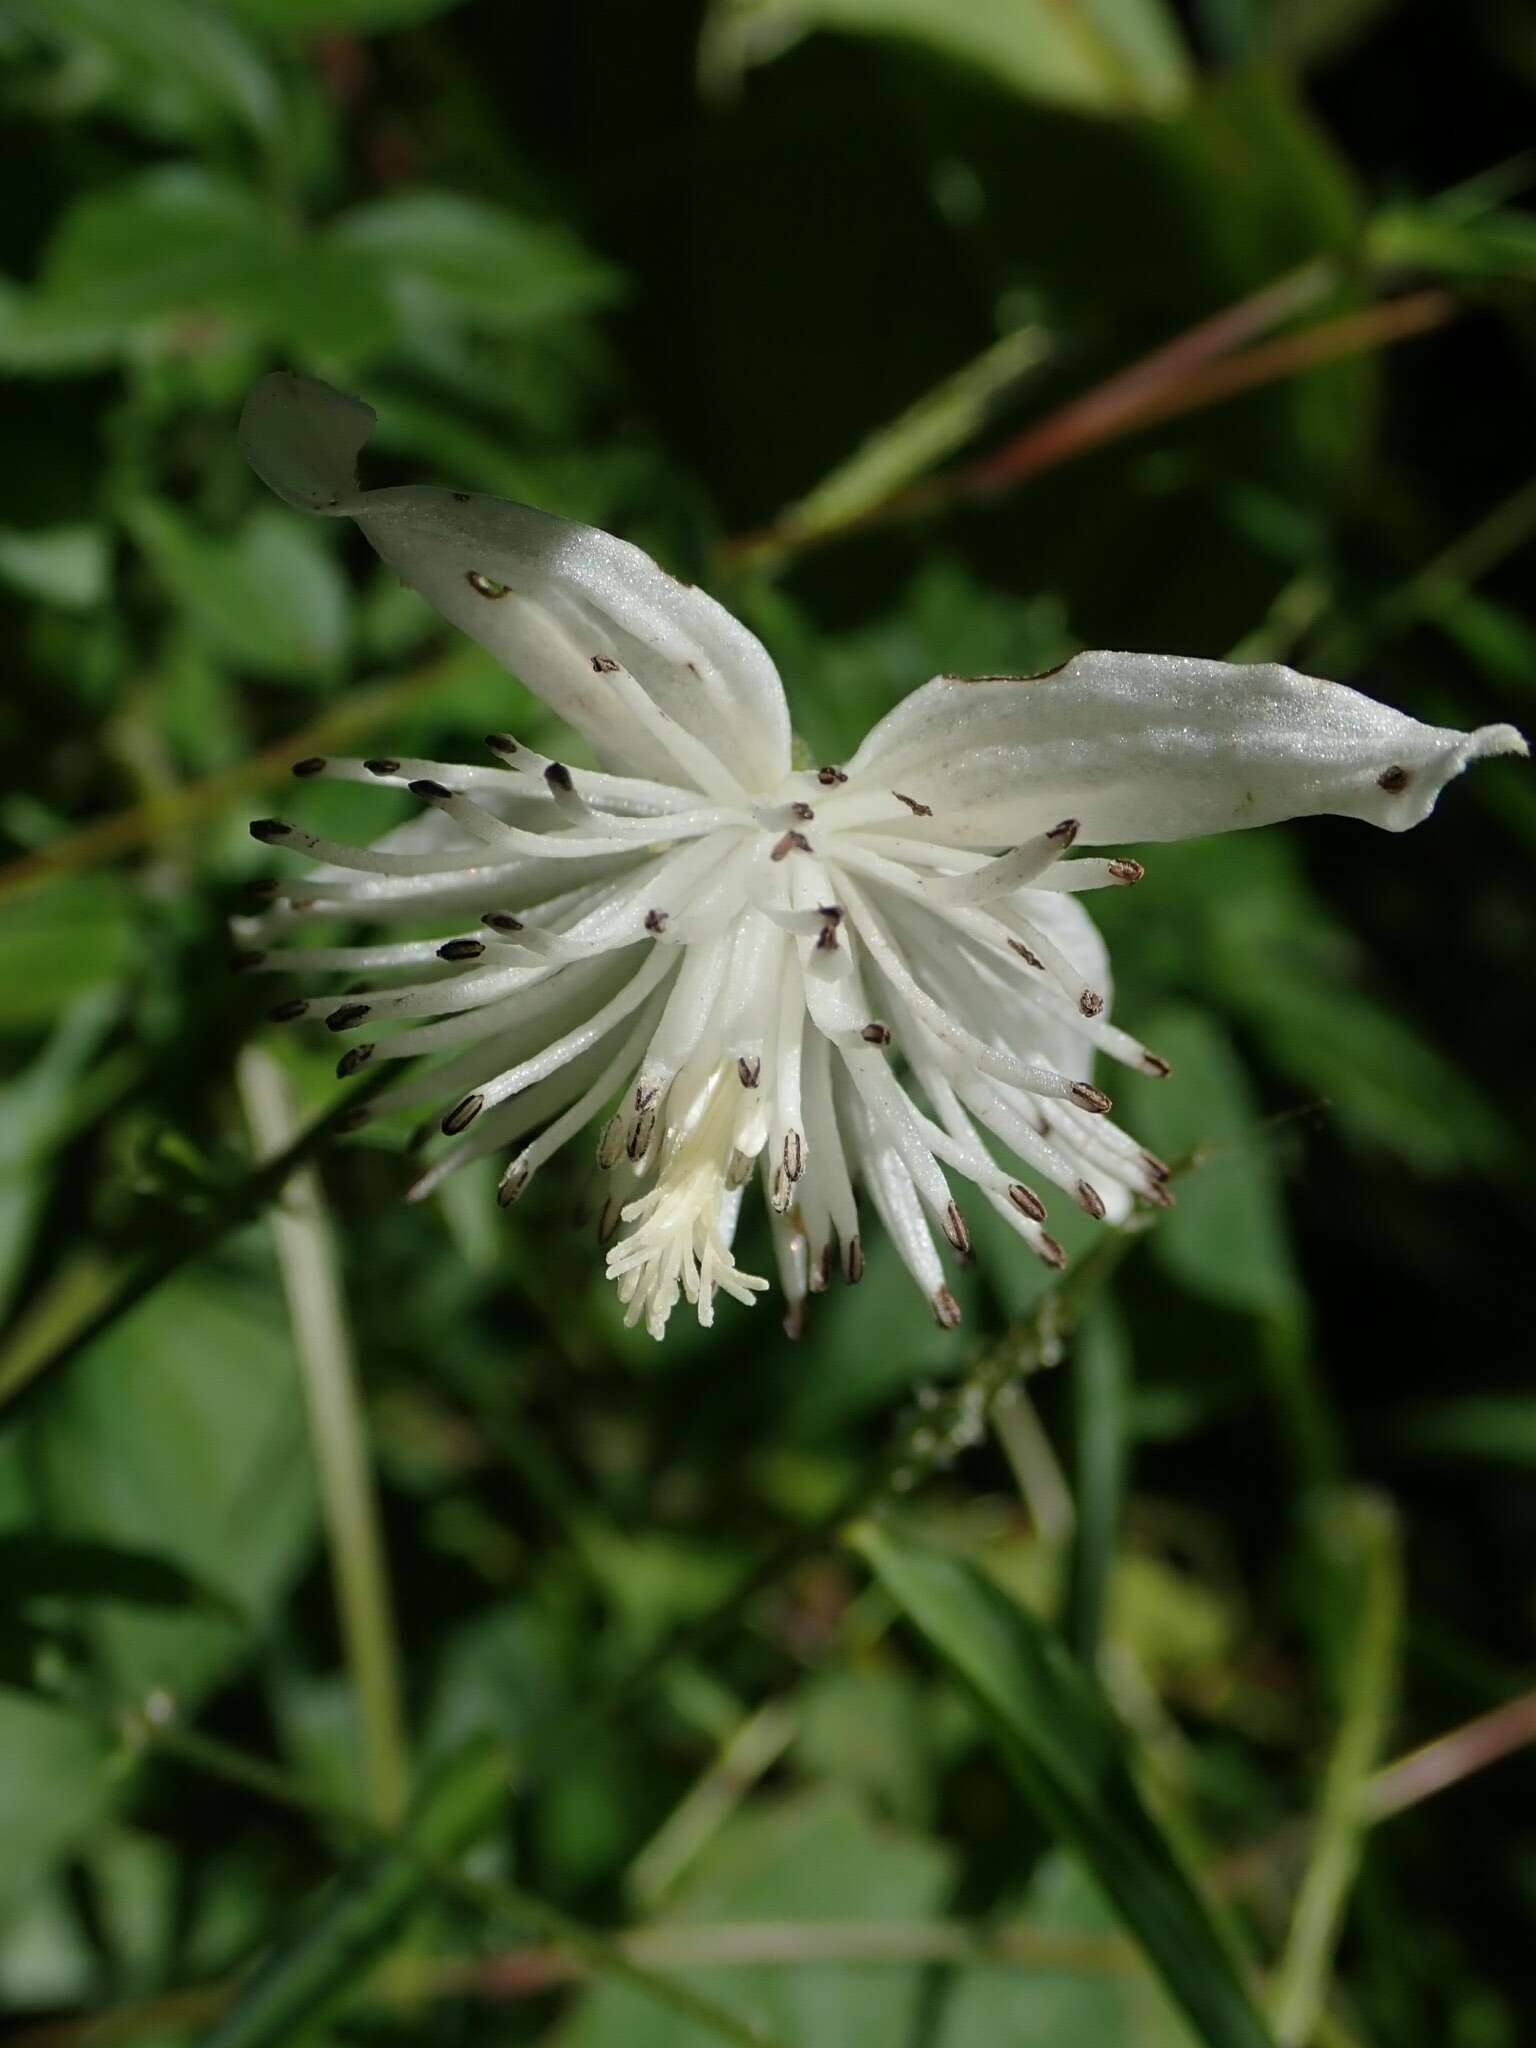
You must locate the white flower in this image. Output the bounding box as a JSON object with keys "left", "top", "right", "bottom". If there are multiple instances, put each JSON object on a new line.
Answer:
{"left": 235, "top": 372, "right": 1526, "bottom": 1341}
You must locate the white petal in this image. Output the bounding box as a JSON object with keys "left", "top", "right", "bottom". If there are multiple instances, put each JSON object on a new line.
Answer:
{"left": 847, "top": 651, "right": 1526, "bottom": 847}
{"left": 240, "top": 373, "right": 791, "bottom": 793}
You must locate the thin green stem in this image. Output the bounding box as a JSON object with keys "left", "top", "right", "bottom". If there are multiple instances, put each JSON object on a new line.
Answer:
{"left": 1271, "top": 1493, "right": 1403, "bottom": 2046}
{"left": 237, "top": 1046, "right": 411, "bottom": 1828}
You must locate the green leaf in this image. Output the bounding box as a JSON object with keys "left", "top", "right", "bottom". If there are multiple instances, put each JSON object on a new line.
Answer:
{"left": 0, "top": 525, "right": 110, "bottom": 611}
{"left": 856, "top": 1521, "right": 1277, "bottom": 2048}
{"left": 561, "top": 1789, "right": 952, "bottom": 2048}
{"left": 708, "top": 0, "right": 1192, "bottom": 116}
{"left": 936, "top": 1853, "right": 1195, "bottom": 2046}
{"left": 0, "top": 1691, "right": 114, "bottom": 1925}
{"left": 225, "top": 0, "right": 465, "bottom": 29}
{"left": 330, "top": 190, "right": 623, "bottom": 334}
{"left": 1118, "top": 1007, "right": 1302, "bottom": 1322}
{"left": 1066, "top": 1301, "right": 1131, "bottom": 1668}
{"left": 9, "top": 0, "right": 279, "bottom": 142}
{"left": 0, "top": 169, "right": 392, "bottom": 372}
{"left": 0, "top": 884, "right": 134, "bottom": 1030}
{"left": 22, "top": 1271, "right": 317, "bottom": 1702}
{"left": 127, "top": 499, "right": 349, "bottom": 686}
{"left": 0, "top": 993, "right": 118, "bottom": 1324}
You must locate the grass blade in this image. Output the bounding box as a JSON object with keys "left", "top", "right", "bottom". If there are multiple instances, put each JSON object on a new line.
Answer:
{"left": 855, "top": 1520, "right": 1277, "bottom": 2048}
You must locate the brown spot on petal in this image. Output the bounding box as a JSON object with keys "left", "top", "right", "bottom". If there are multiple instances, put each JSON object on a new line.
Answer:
{"left": 930, "top": 1286, "right": 963, "bottom": 1330}
{"left": 861, "top": 1021, "right": 892, "bottom": 1045}
{"left": 817, "top": 766, "right": 848, "bottom": 785}
{"left": 465, "top": 570, "right": 508, "bottom": 599}
{"left": 771, "top": 830, "right": 812, "bottom": 861}
{"left": 590, "top": 654, "right": 620, "bottom": 673}
{"left": 1079, "top": 989, "right": 1105, "bottom": 1018}
{"left": 892, "top": 790, "right": 932, "bottom": 817}
{"left": 1377, "top": 764, "right": 1411, "bottom": 793}
{"left": 441, "top": 1092, "right": 485, "bottom": 1135}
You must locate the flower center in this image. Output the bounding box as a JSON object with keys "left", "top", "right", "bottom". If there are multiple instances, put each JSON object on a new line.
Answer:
{"left": 604, "top": 1059, "right": 769, "bottom": 1339}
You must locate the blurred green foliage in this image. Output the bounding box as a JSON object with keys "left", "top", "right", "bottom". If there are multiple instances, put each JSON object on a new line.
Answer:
{"left": 1, "top": 2, "right": 1534, "bottom": 2045}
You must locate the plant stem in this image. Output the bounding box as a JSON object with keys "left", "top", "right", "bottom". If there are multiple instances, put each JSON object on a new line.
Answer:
{"left": 238, "top": 1046, "right": 411, "bottom": 1828}
{"left": 1271, "top": 1493, "right": 1402, "bottom": 2047}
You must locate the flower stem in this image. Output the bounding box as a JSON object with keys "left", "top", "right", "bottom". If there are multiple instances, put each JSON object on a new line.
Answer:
{"left": 238, "top": 1045, "right": 411, "bottom": 1828}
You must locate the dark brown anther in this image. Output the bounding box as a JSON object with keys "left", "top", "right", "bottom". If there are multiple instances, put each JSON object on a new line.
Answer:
{"left": 1007, "top": 1182, "right": 1047, "bottom": 1223}
{"left": 245, "top": 879, "right": 281, "bottom": 902}
{"left": 1079, "top": 989, "right": 1105, "bottom": 1018}
{"left": 1037, "top": 1234, "right": 1069, "bottom": 1272}
{"left": 409, "top": 779, "right": 456, "bottom": 801}
{"left": 789, "top": 801, "right": 815, "bottom": 821}
{"left": 770, "top": 830, "right": 812, "bottom": 861}
{"left": 816, "top": 766, "right": 848, "bottom": 785}
{"left": 326, "top": 1002, "right": 372, "bottom": 1033}
{"left": 465, "top": 570, "right": 508, "bottom": 599}
{"left": 817, "top": 905, "right": 843, "bottom": 925}
{"left": 892, "top": 790, "right": 933, "bottom": 817}
{"left": 332, "top": 1106, "right": 373, "bottom": 1133}
{"left": 438, "top": 938, "right": 486, "bottom": 962}
{"left": 484, "top": 733, "right": 517, "bottom": 755}
{"left": 452, "top": 491, "right": 471, "bottom": 503}
{"left": 291, "top": 756, "right": 326, "bottom": 778}
{"left": 1108, "top": 858, "right": 1144, "bottom": 885}
{"left": 783, "top": 1129, "right": 803, "bottom": 1181}
{"left": 1142, "top": 1181, "right": 1176, "bottom": 1209}
{"left": 815, "top": 922, "right": 840, "bottom": 952}
{"left": 627, "top": 1104, "right": 657, "bottom": 1160}
{"left": 366, "top": 759, "right": 403, "bottom": 778}
{"left": 249, "top": 818, "right": 291, "bottom": 843}
{"left": 1075, "top": 1180, "right": 1108, "bottom": 1221}
{"left": 497, "top": 1163, "right": 530, "bottom": 1208}
{"left": 737, "top": 1054, "right": 761, "bottom": 1088}
{"left": 230, "top": 950, "right": 266, "bottom": 974}
{"left": 267, "top": 998, "right": 309, "bottom": 1024}
{"left": 943, "top": 1202, "right": 972, "bottom": 1259}
{"left": 544, "top": 761, "right": 574, "bottom": 792}
{"left": 1009, "top": 939, "right": 1044, "bottom": 970}
{"left": 930, "top": 1286, "right": 963, "bottom": 1330}
{"left": 482, "top": 912, "right": 524, "bottom": 934}
{"left": 1047, "top": 818, "right": 1080, "bottom": 844}
{"left": 1140, "top": 1052, "right": 1172, "bottom": 1078}
{"left": 1140, "top": 1149, "right": 1172, "bottom": 1182}
{"left": 336, "top": 1044, "right": 375, "bottom": 1078}
{"left": 634, "top": 1082, "right": 659, "bottom": 1112}
{"left": 590, "top": 654, "right": 620, "bottom": 673}
{"left": 846, "top": 1236, "right": 865, "bottom": 1284}
{"left": 861, "top": 1021, "right": 892, "bottom": 1045}
{"left": 644, "top": 909, "right": 668, "bottom": 935}
{"left": 1377, "top": 764, "right": 1410, "bottom": 793}
{"left": 441, "top": 1092, "right": 485, "bottom": 1135}
{"left": 1069, "top": 1081, "right": 1112, "bottom": 1114}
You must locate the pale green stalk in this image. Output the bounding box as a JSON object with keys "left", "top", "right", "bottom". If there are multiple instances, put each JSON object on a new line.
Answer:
{"left": 238, "top": 1045, "right": 410, "bottom": 1826}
